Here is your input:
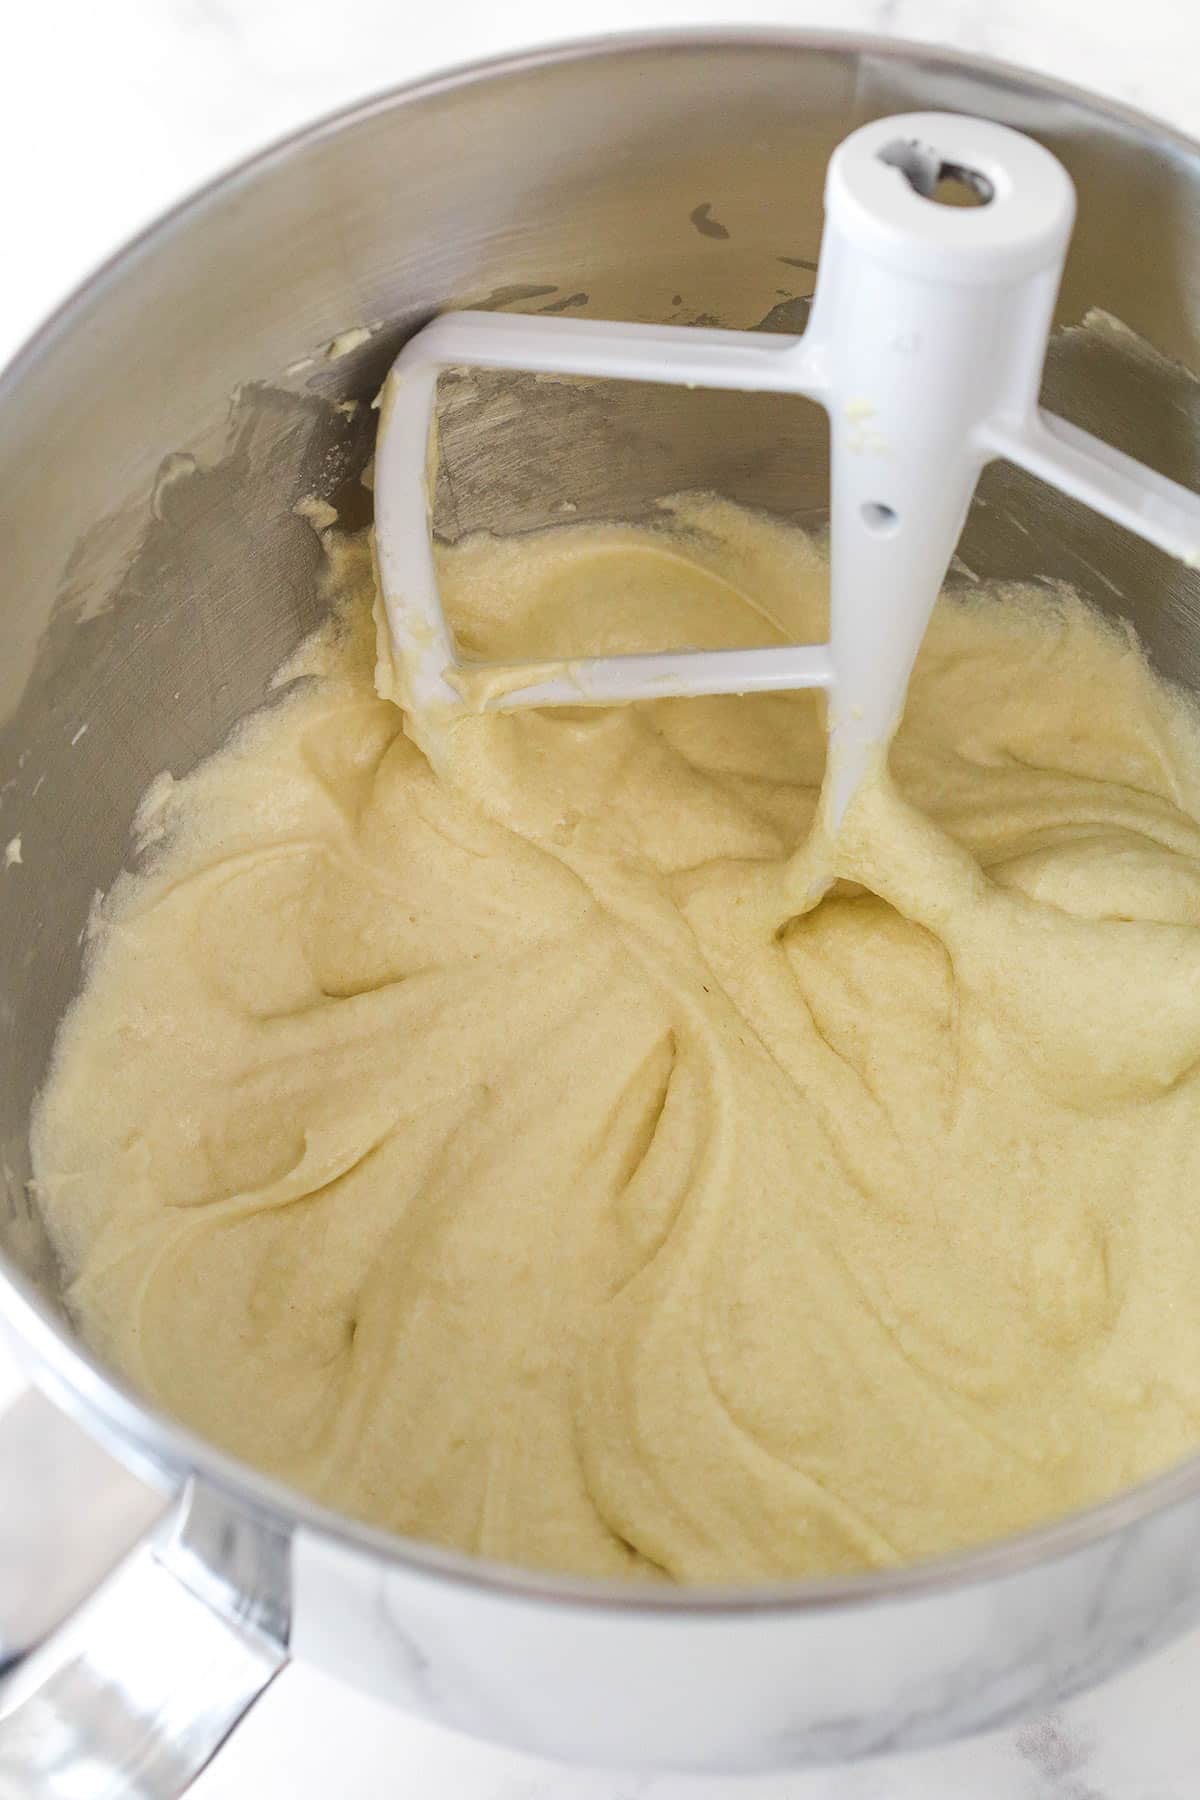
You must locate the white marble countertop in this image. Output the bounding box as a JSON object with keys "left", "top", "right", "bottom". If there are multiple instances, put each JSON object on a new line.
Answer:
{"left": 5, "top": 2, "right": 1200, "bottom": 1795}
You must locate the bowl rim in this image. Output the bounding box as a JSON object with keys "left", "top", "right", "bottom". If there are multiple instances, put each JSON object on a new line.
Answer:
{"left": 4, "top": 21, "right": 1200, "bottom": 1616}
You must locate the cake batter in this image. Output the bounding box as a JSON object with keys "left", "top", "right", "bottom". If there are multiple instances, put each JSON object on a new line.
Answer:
{"left": 31, "top": 495, "right": 1200, "bottom": 1582}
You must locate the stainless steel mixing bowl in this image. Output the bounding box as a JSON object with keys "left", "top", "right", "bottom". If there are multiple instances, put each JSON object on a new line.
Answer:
{"left": 4, "top": 29, "right": 1200, "bottom": 1798}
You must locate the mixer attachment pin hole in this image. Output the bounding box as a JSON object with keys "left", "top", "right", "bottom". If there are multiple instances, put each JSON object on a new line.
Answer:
{"left": 878, "top": 139, "right": 995, "bottom": 208}
{"left": 861, "top": 501, "right": 900, "bottom": 533}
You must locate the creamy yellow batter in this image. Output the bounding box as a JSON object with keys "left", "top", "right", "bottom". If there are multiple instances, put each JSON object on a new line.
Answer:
{"left": 31, "top": 495, "right": 1200, "bottom": 1583}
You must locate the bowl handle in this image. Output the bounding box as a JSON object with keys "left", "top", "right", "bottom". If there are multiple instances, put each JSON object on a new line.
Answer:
{"left": 0, "top": 1387, "right": 290, "bottom": 1797}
